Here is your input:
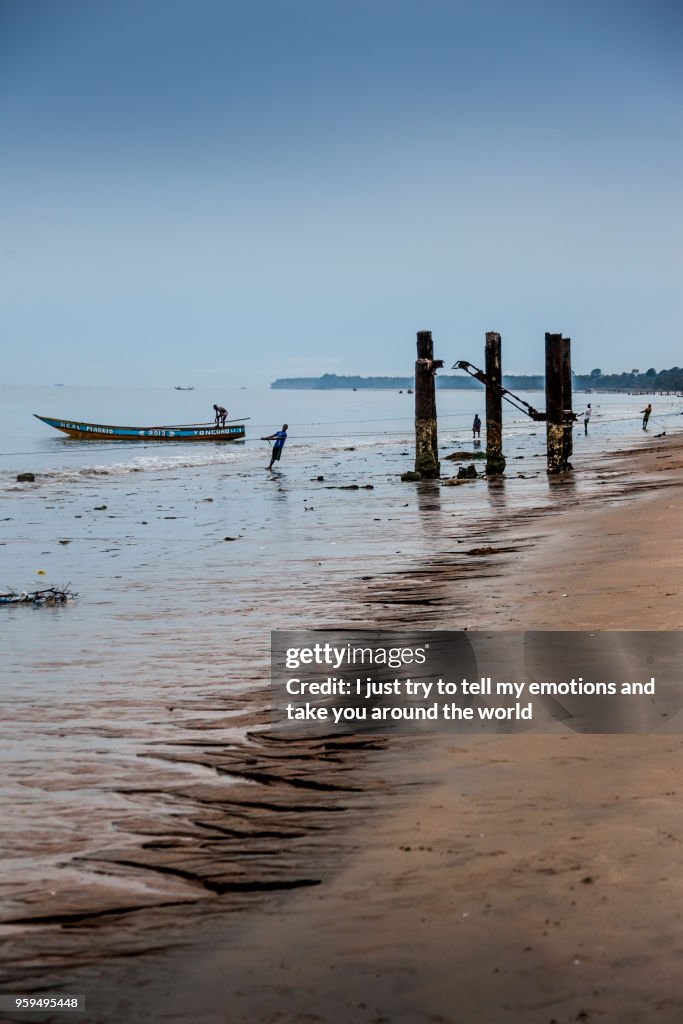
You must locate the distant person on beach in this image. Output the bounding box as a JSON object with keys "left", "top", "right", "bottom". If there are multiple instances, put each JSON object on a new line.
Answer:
{"left": 262, "top": 424, "right": 288, "bottom": 469}
{"left": 472, "top": 414, "right": 481, "bottom": 440}
{"left": 213, "top": 404, "right": 227, "bottom": 427}
{"left": 642, "top": 404, "right": 652, "bottom": 430}
{"left": 583, "top": 404, "right": 592, "bottom": 435}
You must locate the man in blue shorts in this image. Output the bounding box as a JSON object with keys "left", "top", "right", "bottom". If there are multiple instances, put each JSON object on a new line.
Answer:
{"left": 262, "top": 424, "right": 288, "bottom": 469}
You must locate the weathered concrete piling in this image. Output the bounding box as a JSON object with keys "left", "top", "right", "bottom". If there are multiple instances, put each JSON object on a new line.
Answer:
{"left": 545, "top": 332, "right": 574, "bottom": 473}
{"left": 560, "top": 335, "right": 573, "bottom": 467}
{"left": 455, "top": 329, "right": 576, "bottom": 476}
{"left": 414, "top": 331, "right": 441, "bottom": 479}
{"left": 485, "top": 332, "right": 506, "bottom": 476}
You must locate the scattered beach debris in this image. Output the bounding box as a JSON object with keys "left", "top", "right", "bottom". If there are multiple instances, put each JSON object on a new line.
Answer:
{"left": 457, "top": 464, "right": 478, "bottom": 480}
{"left": 93, "top": 505, "right": 107, "bottom": 510}
{"left": 401, "top": 471, "right": 422, "bottom": 482}
{"left": 326, "top": 483, "right": 374, "bottom": 490}
{"left": 445, "top": 451, "right": 486, "bottom": 461}
{"left": 1, "top": 585, "right": 77, "bottom": 607}
{"left": 16, "top": 472, "right": 36, "bottom": 482}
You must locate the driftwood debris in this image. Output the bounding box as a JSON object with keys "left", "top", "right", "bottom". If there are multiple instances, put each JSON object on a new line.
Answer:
{"left": 0, "top": 585, "right": 77, "bottom": 607}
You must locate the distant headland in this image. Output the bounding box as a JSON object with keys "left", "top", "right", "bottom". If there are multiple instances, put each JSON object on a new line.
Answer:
{"left": 271, "top": 367, "right": 683, "bottom": 393}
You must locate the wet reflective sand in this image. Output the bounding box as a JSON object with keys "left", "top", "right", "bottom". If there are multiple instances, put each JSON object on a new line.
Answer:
{"left": 1, "top": 386, "right": 679, "bottom": 977}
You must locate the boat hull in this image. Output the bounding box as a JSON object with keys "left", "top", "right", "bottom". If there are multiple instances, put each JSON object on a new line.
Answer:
{"left": 34, "top": 415, "right": 246, "bottom": 442}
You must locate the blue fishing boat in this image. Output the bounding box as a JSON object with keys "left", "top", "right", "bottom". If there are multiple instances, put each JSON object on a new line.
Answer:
{"left": 34, "top": 415, "right": 246, "bottom": 442}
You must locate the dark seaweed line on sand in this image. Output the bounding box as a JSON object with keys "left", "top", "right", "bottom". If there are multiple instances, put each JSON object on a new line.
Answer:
{"left": 1, "top": 732, "right": 393, "bottom": 980}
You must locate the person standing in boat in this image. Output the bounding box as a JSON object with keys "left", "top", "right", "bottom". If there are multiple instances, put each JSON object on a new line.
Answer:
{"left": 213, "top": 404, "right": 228, "bottom": 427}
{"left": 262, "top": 424, "right": 288, "bottom": 470}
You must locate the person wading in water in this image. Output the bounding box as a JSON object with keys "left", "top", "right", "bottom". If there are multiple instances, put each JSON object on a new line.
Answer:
{"left": 262, "top": 424, "right": 288, "bottom": 469}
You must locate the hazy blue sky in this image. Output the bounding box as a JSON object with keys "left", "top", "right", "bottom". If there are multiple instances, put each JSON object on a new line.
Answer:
{"left": 2, "top": 0, "right": 681, "bottom": 386}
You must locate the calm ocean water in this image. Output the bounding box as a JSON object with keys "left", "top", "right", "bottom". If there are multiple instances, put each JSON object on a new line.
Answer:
{"left": 1, "top": 382, "right": 678, "bottom": 480}
{"left": 1, "top": 384, "right": 681, "bottom": 926}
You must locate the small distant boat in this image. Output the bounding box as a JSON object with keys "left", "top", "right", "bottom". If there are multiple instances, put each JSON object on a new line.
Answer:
{"left": 174, "top": 386, "right": 195, "bottom": 390}
{"left": 34, "top": 415, "right": 246, "bottom": 442}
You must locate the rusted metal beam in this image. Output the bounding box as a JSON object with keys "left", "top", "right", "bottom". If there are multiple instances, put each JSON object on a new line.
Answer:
{"left": 453, "top": 360, "right": 545, "bottom": 420}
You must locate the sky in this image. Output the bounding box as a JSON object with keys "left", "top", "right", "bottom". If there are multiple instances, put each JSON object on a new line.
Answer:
{"left": 1, "top": 0, "right": 681, "bottom": 386}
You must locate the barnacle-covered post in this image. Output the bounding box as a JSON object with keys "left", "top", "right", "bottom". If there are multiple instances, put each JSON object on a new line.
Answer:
{"left": 560, "top": 335, "right": 574, "bottom": 467}
{"left": 414, "top": 330, "right": 441, "bottom": 478}
{"left": 545, "top": 332, "right": 567, "bottom": 473}
{"left": 485, "top": 331, "right": 506, "bottom": 475}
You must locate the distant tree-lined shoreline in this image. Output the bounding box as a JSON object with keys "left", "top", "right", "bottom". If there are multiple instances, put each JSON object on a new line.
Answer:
{"left": 271, "top": 368, "right": 683, "bottom": 392}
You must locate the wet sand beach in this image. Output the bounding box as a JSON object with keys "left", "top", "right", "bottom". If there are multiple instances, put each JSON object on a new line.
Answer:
{"left": 2, "top": 426, "right": 683, "bottom": 1021}
{"left": 3, "top": 386, "right": 653, "bottom": 934}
